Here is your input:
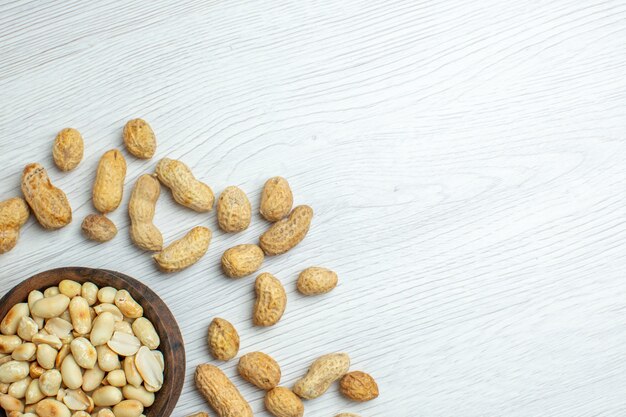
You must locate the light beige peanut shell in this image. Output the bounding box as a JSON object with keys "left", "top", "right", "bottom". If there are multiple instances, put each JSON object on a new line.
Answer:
{"left": 334, "top": 414, "right": 361, "bottom": 417}
{"left": 217, "top": 186, "right": 251, "bottom": 233}
{"left": 0, "top": 197, "right": 29, "bottom": 254}
{"left": 123, "top": 119, "right": 156, "bottom": 159}
{"left": 221, "top": 244, "right": 264, "bottom": 278}
{"left": 186, "top": 413, "right": 210, "bottom": 417}
{"left": 264, "top": 387, "right": 304, "bottom": 417}
{"left": 296, "top": 267, "right": 338, "bottom": 295}
{"left": 155, "top": 158, "right": 214, "bottom": 212}
{"left": 53, "top": 128, "right": 84, "bottom": 171}
{"left": 128, "top": 174, "right": 162, "bottom": 251}
{"left": 207, "top": 318, "right": 239, "bottom": 361}
{"left": 260, "top": 177, "right": 293, "bottom": 222}
{"left": 153, "top": 226, "right": 211, "bottom": 272}
{"left": 238, "top": 352, "right": 281, "bottom": 390}
{"left": 292, "top": 353, "right": 350, "bottom": 400}
{"left": 81, "top": 214, "right": 117, "bottom": 242}
{"left": 195, "top": 364, "right": 252, "bottom": 417}
{"left": 259, "top": 205, "right": 313, "bottom": 256}
{"left": 21, "top": 163, "right": 72, "bottom": 229}
{"left": 92, "top": 149, "right": 127, "bottom": 213}
{"left": 339, "top": 371, "right": 379, "bottom": 402}
{"left": 253, "top": 273, "right": 287, "bottom": 327}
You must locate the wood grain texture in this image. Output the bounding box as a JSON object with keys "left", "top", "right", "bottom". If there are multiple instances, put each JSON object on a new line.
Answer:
{"left": 0, "top": 0, "right": 625, "bottom": 415}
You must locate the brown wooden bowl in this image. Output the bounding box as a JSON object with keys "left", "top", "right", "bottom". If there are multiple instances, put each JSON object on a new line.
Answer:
{"left": 0, "top": 267, "right": 185, "bottom": 417}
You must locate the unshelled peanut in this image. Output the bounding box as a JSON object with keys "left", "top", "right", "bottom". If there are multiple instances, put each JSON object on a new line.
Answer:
{"left": 260, "top": 177, "right": 293, "bottom": 222}
{"left": 21, "top": 163, "right": 72, "bottom": 229}
{"left": 259, "top": 205, "right": 313, "bottom": 255}
{"left": 293, "top": 353, "right": 350, "bottom": 399}
{"left": 221, "top": 244, "right": 264, "bottom": 278}
{"left": 155, "top": 158, "right": 214, "bottom": 212}
{"left": 207, "top": 318, "right": 239, "bottom": 361}
{"left": 238, "top": 352, "right": 281, "bottom": 390}
{"left": 153, "top": 226, "right": 211, "bottom": 272}
{"left": 92, "top": 149, "right": 127, "bottom": 213}
{"left": 253, "top": 273, "right": 287, "bottom": 327}
{"left": 0, "top": 197, "right": 29, "bottom": 254}
{"left": 340, "top": 371, "right": 379, "bottom": 402}
{"left": 296, "top": 267, "right": 338, "bottom": 295}
{"left": 217, "top": 186, "right": 251, "bottom": 233}
{"left": 264, "top": 387, "right": 304, "bottom": 417}
{"left": 81, "top": 214, "right": 117, "bottom": 242}
{"left": 128, "top": 174, "right": 162, "bottom": 251}
{"left": 195, "top": 364, "right": 252, "bottom": 417}
{"left": 335, "top": 414, "right": 360, "bottom": 417}
{"left": 52, "top": 128, "right": 84, "bottom": 171}
{"left": 123, "top": 118, "right": 156, "bottom": 159}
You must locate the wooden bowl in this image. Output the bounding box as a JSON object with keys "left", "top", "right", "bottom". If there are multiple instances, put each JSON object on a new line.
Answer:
{"left": 0, "top": 267, "right": 185, "bottom": 417}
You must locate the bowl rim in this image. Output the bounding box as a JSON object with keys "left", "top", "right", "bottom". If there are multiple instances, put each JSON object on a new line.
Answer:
{"left": 0, "top": 266, "right": 185, "bottom": 417}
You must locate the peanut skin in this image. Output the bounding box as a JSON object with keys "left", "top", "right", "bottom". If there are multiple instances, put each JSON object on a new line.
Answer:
{"left": 296, "top": 267, "right": 338, "bottom": 295}
{"left": 81, "top": 214, "right": 117, "bottom": 242}
{"left": 221, "top": 244, "right": 264, "bottom": 278}
{"left": 260, "top": 177, "right": 293, "bottom": 222}
{"left": 293, "top": 353, "right": 350, "bottom": 399}
{"left": 155, "top": 158, "right": 214, "bottom": 212}
{"left": 123, "top": 118, "right": 156, "bottom": 159}
{"left": 259, "top": 205, "right": 313, "bottom": 255}
{"left": 195, "top": 364, "right": 252, "bottom": 417}
{"left": 207, "top": 318, "right": 239, "bottom": 361}
{"left": 339, "top": 371, "right": 379, "bottom": 402}
{"left": 265, "top": 387, "right": 303, "bottom": 417}
{"left": 153, "top": 226, "right": 211, "bottom": 272}
{"left": 129, "top": 174, "right": 163, "bottom": 251}
{"left": 217, "top": 186, "right": 251, "bottom": 233}
{"left": 53, "top": 128, "right": 84, "bottom": 171}
{"left": 253, "top": 273, "right": 287, "bottom": 327}
{"left": 21, "top": 163, "right": 72, "bottom": 229}
{"left": 0, "top": 197, "right": 29, "bottom": 254}
{"left": 93, "top": 149, "right": 127, "bottom": 213}
{"left": 238, "top": 352, "right": 281, "bottom": 390}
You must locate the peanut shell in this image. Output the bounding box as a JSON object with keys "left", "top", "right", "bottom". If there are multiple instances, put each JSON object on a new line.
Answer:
{"left": 339, "top": 371, "right": 379, "bottom": 402}
{"left": 293, "top": 353, "right": 350, "bottom": 399}
{"left": 259, "top": 205, "right": 313, "bottom": 255}
{"left": 260, "top": 177, "right": 293, "bottom": 222}
{"left": 123, "top": 118, "right": 156, "bottom": 159}
{"left": 296, "top": 267, "right": 338, "bottom": 295}
{"left": 53, "top": 128, "right": 84, "bottom": 171}
{"left": 217, "top": 186, "right": 251, "bottom": 233}
{"left": 21, "top": 163, "right": 72, "bottom": 229}
{"left": 81, "top": 214, "right": 117, "bottom": 242}
{"left": 92, "top": 149, "right": 127, "bottom": 213}
{"left": 128, "top": 174, "right": 162, "bottom": 251}
{"left": 238, "top": 352, "right": 281, "bottom": 390}
{"left": 253, "top": 273, "right": 287, "bottom": 327}
{"left": 153, "top": 226, "right": 211, "bottom": 272}
{"left": 195, "top": 364, "right": 252, "bottom": 417}
{"left": 155, "top": 158, "right": 214, "bottom": 212}
{"left": 0, "top": 197, "right": 29, "bottom": 254}
{"left": 221, "top": 244, "right": 264, "bottom": 278}
{"left": 264, "top": 387, "right": 303, "bottom": 417}
{"left": 207, "top": 318, "right": 239, "bottom": 361}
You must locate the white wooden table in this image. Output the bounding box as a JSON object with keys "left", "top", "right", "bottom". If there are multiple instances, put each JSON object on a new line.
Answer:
{"left": 1, "top": 1, "right": 625, "bottom": 415}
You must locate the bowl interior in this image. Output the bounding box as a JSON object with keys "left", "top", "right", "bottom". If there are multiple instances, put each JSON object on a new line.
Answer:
{"left": 0, "top": 267, "right": 185, "bottom": 417}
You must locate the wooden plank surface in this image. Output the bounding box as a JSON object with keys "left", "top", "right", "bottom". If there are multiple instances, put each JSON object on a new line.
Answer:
{"left": 1, "top": 0, "right": 625, "bottom": 415}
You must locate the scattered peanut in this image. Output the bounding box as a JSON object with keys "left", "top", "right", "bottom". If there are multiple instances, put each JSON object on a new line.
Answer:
{"left": 153, "top": 226, "right": 211, "bottom": 272}
{"left": 260, "top": 177, "right": 293, "bottom": 222}
{"left": 36, "top": 398, "right": 71, "bottom": 417}
{"left": 195, "top": 364, "right": 253, "bottom": 417}
{"left": 340, "top": 371, "right": 379, "bottom": 402}
{"left": 0, "top": 197, "right": 29, "bottom": 254}
{"left": 93, "top": 149, "right": 127, "bottom": 213}
{"left": 259, "top": 205, "right": 313, "bottom": 255}
{"left": 296, "top": 267, "right": 338, "bottom": 295}
{"left": 221, "top": 244, "right": 264, "bottom": 278}
{"left": 81, "top": 214, "right": 117, "bottom": 242}
{"left": 207, "top": 318, "right": 239, "bottom": 361}
{"left": 293, "top": 353, "right": 350, "bottom": 400}
{"left": 123, "top": 119, "right": 156, "bottom": 159}
{"left": 1, "top": 303, "right": 30, "bottom": 335}
{"left": 264, "top": 387, "right": 304, "bottom": 417}
{"left": 217, "top": 186, "right": 251, "bottom": 233}
{"left": 155, "top": 158, "right": 214, "bottom": 212}
{"left": 21, "top": 163, "right": 72, "bottom": 229}
{"left": 128, "top": 174, "right": 162, "bottom": 251}
{"left": 253, "top": 273, "right": 287, "bottom": 327}
{"left": 53, "top": 128, "right": 84, "bottom": 171}
{"left": 238, "top": 352, "right": 281, "bottom": 390}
